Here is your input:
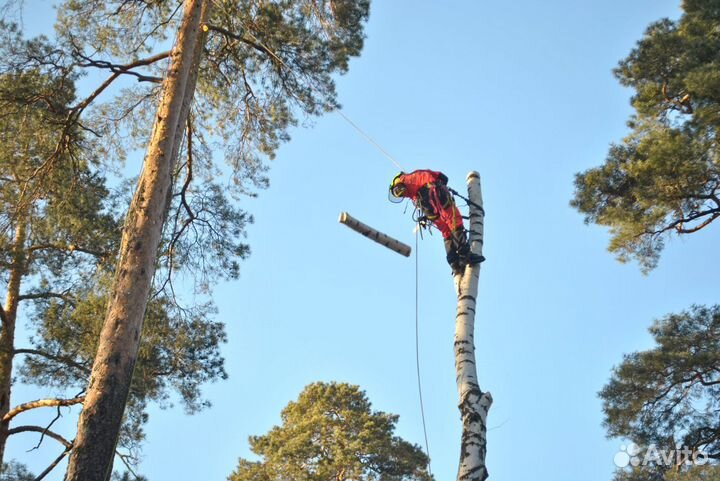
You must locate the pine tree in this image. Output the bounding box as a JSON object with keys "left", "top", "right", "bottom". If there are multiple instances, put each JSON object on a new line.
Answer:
{"left": 602, "top": 306, "right": 720, "bottom": 480}
{"left": 229, "top": 382, "right": 432, "bottom": 481}
{"left": 52, "top": 0, "right": 371, "bottom": 478}
{"left": 571, "top": 0, "right": 720, "bottom": 272}
{"left": 0, "top": 25, "right": 229, "bottom": 476}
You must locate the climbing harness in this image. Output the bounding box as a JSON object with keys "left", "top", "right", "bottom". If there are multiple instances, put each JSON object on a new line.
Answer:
{"left": 449, "top": 187, "right": 485, "bottom": 215}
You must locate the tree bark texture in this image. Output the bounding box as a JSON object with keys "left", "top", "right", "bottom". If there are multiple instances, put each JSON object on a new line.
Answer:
{"left": 0, "top": 219, "right": 26, "bottom": 467}
{"left": 454, "top": 171, "right": 492, "bottom": 481}
{"left": 64, "top": 2, "right": 210, "bottom": 480}
{"left": 338, "top": 212, "right": 412, "bottom": 257}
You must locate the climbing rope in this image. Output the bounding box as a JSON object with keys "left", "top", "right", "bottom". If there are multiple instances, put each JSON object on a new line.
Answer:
{"left": 336, "top": 110, "right": 405, "bottom": 171}
{"left": 334, "top": 103, "right": 431, "bottom": 471}
{"left": 415, "top": 229, "right": 432, "bottom": 473}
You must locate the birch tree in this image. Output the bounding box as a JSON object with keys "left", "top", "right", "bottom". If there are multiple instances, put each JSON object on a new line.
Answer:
{"left": 453, "top": 172, "right": 492, "bottom": 481}
{"left": 48, "top": 0, "right": 371, "bottom": 478}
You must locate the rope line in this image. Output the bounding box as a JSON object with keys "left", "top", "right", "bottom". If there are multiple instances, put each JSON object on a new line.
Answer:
{"left": 415, "top": 230, "right": 432, "bottom": 473}
{"left": 336, "top": 110, "right": 404, "bottom": 171}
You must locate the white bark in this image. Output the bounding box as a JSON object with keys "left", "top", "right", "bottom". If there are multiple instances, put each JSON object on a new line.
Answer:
{"left": 339, "top": 212, "right": 412, "bottom": 257}
{"left": 454, "top": 171, "right": 492, "bottom": 481}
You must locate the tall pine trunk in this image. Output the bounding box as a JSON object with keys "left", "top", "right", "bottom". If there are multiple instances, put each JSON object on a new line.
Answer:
{"left": 454, "top": 172, "right": 492, "bottom": 481}
{"left": 64, "top": 1, "right": 210, "bottom": 479}
{"left": 0, "top": 219, "right": 26, "bottom": 467}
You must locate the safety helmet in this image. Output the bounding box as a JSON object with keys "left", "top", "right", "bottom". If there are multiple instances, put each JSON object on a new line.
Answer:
{"left": 388, "top": 172, "right": 406, "bottom": 203}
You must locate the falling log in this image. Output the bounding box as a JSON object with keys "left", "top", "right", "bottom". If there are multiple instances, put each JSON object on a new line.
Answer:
{"left": 454, "top": 171, "right": 492, "bottom": 481}
{"left": 338, "top": 212, "right": 411, "bottom": 257}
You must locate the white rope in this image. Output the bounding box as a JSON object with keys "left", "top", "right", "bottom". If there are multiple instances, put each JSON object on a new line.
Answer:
{"left": 415, "top": 229, "right": 432, "bottom": 474}
{"left": 336, "top": 110, "right": 404, "bottom": 171}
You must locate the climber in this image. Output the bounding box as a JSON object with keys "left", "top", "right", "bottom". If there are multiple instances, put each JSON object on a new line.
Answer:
{"left": 389, "top": 169, "right": 484, "bottom": 274}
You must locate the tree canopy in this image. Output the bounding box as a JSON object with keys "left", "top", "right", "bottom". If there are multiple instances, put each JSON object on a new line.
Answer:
{"left": 571, "top": 0, "right": 720, "bottom": 272}
{"left": 229, "top": 382, "right": 432, "bottom": 481}
{"left": 0, "top": 26, "right": 227, "bottom": 474}
{"left": 601, "top": 306, "right": 720, "bottom": 480}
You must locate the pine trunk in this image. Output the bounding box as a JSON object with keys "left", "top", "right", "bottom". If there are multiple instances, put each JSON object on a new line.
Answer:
{"left": 454, "top": 171, "right": 492, "bottom": 481}
{"left": 0, "top": 219, "right": 26, "bottom": 468}
{"left": 64, "top": 2, "right": 210, "bottom": 479}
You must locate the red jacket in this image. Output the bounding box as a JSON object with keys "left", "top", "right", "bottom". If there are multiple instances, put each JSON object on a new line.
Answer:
{"left": 395, "top": 170, "right": 462, "bottom": 238}
{"left": 395, "top": 169, "right": 446, "bottom": 200}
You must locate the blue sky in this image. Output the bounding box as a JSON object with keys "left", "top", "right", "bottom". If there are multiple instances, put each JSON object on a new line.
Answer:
{"left": 8, "top": 1, "right": 720, "bottom": 480}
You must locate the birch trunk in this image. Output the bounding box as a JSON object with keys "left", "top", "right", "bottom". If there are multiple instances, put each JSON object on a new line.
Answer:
{"left": 0, "top": 219, "right": 26, "bottom": 467}
{"left": 338, "top": 212, "right": 412, "bottom": 257}
{"left": 454, "top": 171, "right": 492, "bottom": 481}
{"left": 64, "top": 2, "right": 210, "bottom": 479}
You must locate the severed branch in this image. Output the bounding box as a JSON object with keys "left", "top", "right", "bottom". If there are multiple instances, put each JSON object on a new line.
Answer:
{"left": 13, "top": 348, "right": 90, "bottom": 374}
{"left": 3, "top": 396, "right": 85, "bottom": 423}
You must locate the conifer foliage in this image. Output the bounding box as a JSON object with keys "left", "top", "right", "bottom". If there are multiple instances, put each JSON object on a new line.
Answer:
{"left": 230, "top": 382, "right": 433, "bottom": 481}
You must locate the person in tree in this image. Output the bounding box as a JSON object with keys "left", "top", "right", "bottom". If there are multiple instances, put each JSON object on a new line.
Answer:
{"left": 389, "top": 169, "right": 484, "bottom": 274}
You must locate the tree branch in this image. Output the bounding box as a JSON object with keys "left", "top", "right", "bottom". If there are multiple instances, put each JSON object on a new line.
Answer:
{"left": 116, "top": 449, "right": 141, "bottom": 479}
{"left": 17, "top": 291, "right": 76, "bottom": 306}
{"left": 2, "top": 396, "right": 85, "bottom": 422}
{"left": 676, "top": 211, "right": 720, "bottom": 234}
{"left": 34, "top": 444, "right": 73, "bottom": 481}
{"left": 8, "top": 424, "right": 72, "bottom": 448}
{"left": 27, "top": 242, "right": 108, "bottom": 258}
{"left": 661, "top": 80, "right": 693, "bottom": 114}
{"left": 74, "top": 50, "right": 170, "bottom": 83}
{"left": 646, "top": 206, "right": 720, "bottom": 237}
{"left": 204, "top": 24, "right": 289, "bottom": 69}
{"left": 13, "top": 348, "right": 90, "bottom": 374}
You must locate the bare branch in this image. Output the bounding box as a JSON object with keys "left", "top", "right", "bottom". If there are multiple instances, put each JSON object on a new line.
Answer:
{"left": 17, "top": 291, "right": 76, "bottom": 306}
{"left": 34, "top": 444, "right": 73, "bottom": 481}
{"left": 14, "top": 348, "right": 90, "bottom": 374}
{"left": 8, "top": 425, "right": 72, "bottom": 448}
{"left": 28, "top": 242, "right": 109, "bottom": 258}
{"left": 74, "top": 50, "right": 170, "bottom": 84}
{"left": 204, "top": 24, "right": 289, "bottom": 69}
{"left": 70, "top": 72, "right": 121, "bottom": 116}
{"left": 3, "top": 396, "right": 85, "bottom": 423}
{"left": 116, "top": 449, "right": 141, "bottom": 479}
{"left": 676, "top": 211, "right": 720, "bottom": 234}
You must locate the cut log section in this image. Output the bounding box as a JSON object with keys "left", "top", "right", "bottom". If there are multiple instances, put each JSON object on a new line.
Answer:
{"left": 338, "top": 212, "right": 411, "bottom": 257}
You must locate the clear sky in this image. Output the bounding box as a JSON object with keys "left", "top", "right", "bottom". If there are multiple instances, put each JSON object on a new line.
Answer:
{"left": 8, "top": 1, "right": 720, "bottom": 480}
